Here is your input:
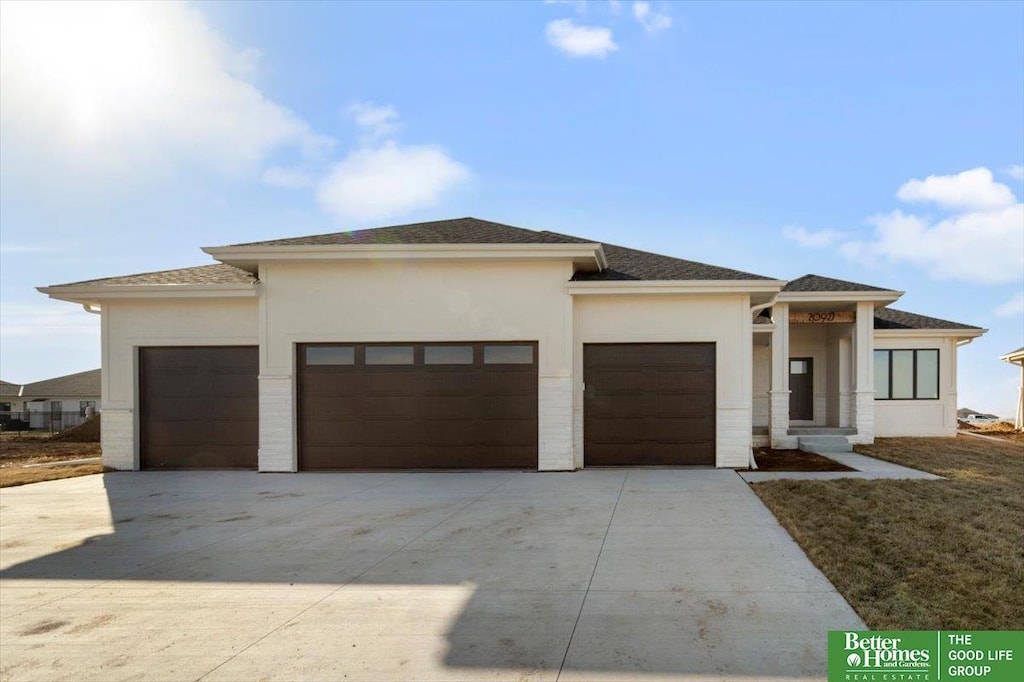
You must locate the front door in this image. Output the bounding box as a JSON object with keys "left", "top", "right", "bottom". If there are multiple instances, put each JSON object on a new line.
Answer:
{"left": 789, "top": 358, "right": 813, "bottom": 421}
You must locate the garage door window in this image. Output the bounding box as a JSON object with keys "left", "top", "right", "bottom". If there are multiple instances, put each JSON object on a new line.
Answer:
{"left": 306, "top": 346, "right": 355, "bottom": 365}
{"left": 424, "top": 345, "right": 474, "bottom": 364}
{"left": 365, "top": 346, "right": 415, "bottom": 365}
{"left": 484, "top": 345, "right": 533, "bottom": 364}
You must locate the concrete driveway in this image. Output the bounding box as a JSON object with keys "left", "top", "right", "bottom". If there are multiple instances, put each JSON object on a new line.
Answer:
{"left": 0, "top": 469, "right": 863, "bottom": 681}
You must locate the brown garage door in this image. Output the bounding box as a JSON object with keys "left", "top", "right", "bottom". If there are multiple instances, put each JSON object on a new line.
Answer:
{"left": 140, "top": 346, "right": 258, "bottom": 469}
{"left": 298, "top": 343, "right": 537, "bottom": 470}
{"left": 584, "top": 343, "right": 715, "bottom": 466}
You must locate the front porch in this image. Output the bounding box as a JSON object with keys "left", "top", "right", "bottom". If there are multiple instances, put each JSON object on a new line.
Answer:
{"left": 752, "top": 298, "right": 883, "bottom": 449}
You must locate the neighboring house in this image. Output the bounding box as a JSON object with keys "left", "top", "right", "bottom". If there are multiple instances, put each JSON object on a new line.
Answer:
{"left": 38, "top": 217, "right": 986, "bottom": 472}
{"left": 0, "top": 369, "right": 101, "bottom": 430}
{"left": 1000, "top": 346, "right": 1024, "bottom": 430}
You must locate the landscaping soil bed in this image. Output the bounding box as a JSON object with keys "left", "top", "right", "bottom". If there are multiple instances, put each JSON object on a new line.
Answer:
{"left": 752, "top": 447, "right": 855, "bottom": 472}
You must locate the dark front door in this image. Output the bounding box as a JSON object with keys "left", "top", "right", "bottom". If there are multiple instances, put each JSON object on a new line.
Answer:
{"left": 583, "top": 343, "right": 716, "bottom": 466}
{"left": 789, "top": 358, "right": 814, "bottom": 421}
{"left": 140, "top": 346, "right": 259, "bottom": 469}
{"left": 298, "top": 342, "right": 538, "bottom": 470}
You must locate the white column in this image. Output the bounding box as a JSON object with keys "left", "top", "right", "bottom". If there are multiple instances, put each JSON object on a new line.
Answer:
{"left": 851, "top": 301, "right": 875, "bottom": 444}
{"left": 769, "top": 302, "right": 794, "bottom": 448}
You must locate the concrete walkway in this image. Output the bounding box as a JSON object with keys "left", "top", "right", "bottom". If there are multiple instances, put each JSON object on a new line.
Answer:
{"left": 740, "top": 450, "right": 943, "bottom": 482}
{"left": 0, "top": 470, "right": 863, "bottom": 681}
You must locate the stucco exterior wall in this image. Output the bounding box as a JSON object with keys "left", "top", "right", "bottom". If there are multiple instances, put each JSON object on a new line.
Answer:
{"left": 873, "top": 334, "right": 959, "bottom": 437}
{"left": 258, "top": 259, "right": 575, "bottom": 471}
{"left": 101, "top": 297, "right": 259, "bottom": 470}
{"left": 573, "top": 294, "right": 753, "bottom": 468}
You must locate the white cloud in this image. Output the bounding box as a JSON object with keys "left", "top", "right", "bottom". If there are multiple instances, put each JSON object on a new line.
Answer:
{"left": 632, "top": 2, "right": 672, "bottom": 33}
{"left": 841, "top": 201, "right": 1023, "bottom": 284}
{"left": 792, "top": 167, "right": 1024, "bottom": 285}
{"left": 262, "top": 166, "right": 314, "bottom": 189}
{"left": 1005, "top": 165, "right": 1024, "bottom": 181}
{"left": 316, "top": 142, "right": 471, "bottom": 222}
{"left": 347, "top": 101, "right": 401, "bottom": 142}
{"left": 995, "top": 291, "right": 1024, "bottom": 317}
{"left": 0, "top": 1, "right": 331, "bottom": 180}
{"left": 896, "top": 167, "right": 1016, "bottom": 211}
{"left": 546, "top": 19, "right": 618, "bottom": 58}
{"left": 782, "top": 226, "right": 847, "bottom": 248}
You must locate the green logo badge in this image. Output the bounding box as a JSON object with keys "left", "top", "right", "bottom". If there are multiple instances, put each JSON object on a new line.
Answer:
{"left": 828, "top": 630, "right": 1023, "bottom": 681}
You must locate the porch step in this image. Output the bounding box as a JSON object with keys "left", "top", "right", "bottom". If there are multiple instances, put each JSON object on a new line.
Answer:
{"left": 798, "top": 435, "right": 852, "bottom": 454}
{"left": 788, "top": 427, "right": 856, "bottom": 436}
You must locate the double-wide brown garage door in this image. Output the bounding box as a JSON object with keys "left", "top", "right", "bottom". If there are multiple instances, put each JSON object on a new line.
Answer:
{"left": 139, "top": 346, "right": 259, "bottom": 469}
{"left": 584, "top": 343, "right": 716, "bottom": 466}
{"left": 298, "top": 343, "right": 538, "bottom": 470}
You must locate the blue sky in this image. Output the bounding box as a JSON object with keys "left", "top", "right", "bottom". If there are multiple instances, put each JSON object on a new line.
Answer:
{"left": 1, "top": 0, "right": 1022, "bottom": 415}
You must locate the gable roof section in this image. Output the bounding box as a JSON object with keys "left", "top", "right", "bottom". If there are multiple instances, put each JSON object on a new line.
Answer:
{"left": 874, "top": 307, "right": 982, "bottom": 331}
{"left": 20, "top": 369, "right": 101, "bottom": 398}
{"left": 0, "top": 380, "right": 21, "bottom": 398}
{"left": 784, "top": 274, "right": 891, "bottom": 292}
{"left": 228, "top": 217, "right": 594, "bottom": 247}
{"left": 43, "top": 263, "right": 256, "bottom": 288}
{"left": 570, "top": 242, "right": 774, "bottom": 281}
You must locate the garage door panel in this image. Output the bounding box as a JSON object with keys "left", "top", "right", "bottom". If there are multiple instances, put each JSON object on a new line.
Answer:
{"left": 141, "top": 346, "right": 258, "bottom": 470}
{"left": 644, "top": 416, "right": 716, "bottom": 441}
{"left": 584, "top": 343, "right": 715, "bottom": 466}
{"left": 301, "top": 372, "right": 365, "bottom": 396}
{"left": 299, "top": 342, "right": 537, "bottom": 470}
{"left": 650, "top": 370, "right": 715, "bottom": 394}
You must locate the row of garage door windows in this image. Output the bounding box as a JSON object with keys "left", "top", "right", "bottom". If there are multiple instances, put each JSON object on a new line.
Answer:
{"left": 306, "top": 344, "right": 534, "bottom": 367}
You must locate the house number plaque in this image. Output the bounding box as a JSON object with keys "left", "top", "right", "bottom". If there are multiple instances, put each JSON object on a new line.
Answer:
{"left": 789, "top": 311, "right": 855, "bottom": 324}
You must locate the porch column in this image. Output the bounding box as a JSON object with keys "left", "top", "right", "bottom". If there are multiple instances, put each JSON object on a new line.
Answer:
{"left": 850, "top": 300, "right": 875, "bottom": 444}
{"left": 769, "top": 302, "right": 793, "bottom": 448}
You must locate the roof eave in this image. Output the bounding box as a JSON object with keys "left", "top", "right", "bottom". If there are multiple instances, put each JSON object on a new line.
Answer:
{"left": 875, "top": 328, "right": 987, "bottom": 339}
{"left": 37, "top": 283, "right": 258, "bottom": 305}
{"left": 567, "top": 279, "right": 786, "bottom": 297}
{"left": 777, "top": 290, "right": 903, "bottom": 304}
{"left": 202, "top": 242, "right": 607, "bottom": 273}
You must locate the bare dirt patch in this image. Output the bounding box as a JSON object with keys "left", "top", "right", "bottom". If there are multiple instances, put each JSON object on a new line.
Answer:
{"left": 957, "top": 419, "right": 1024, "bottom": 444}
{"left": 752, "top": 447, "right": 855, "bottom": 472}
{"left": 752, "top": 436, "right": 1023, "bottom": 630}
{"left": 0, "top": 432, "right": 102, "bottom": 487}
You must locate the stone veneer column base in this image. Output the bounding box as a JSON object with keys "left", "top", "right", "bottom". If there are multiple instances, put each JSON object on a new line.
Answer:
{"left": 101, "top": 408, "right": 135, "bottom": 470}
{"left": 769, "top": 390, "right": 797, "bottom": 449}
{"left": 849, "top": 390, "right": 875, "bottom": 445}
{"left": 258, "top": 375, "right": 295, "bottom": 472}
{"left": 538, "top": 376, "right": 574, "bottom": 471}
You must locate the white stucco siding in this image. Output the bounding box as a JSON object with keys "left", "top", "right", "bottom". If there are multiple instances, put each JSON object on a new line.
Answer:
{"left": 259, "top": 259, "right": 575, "bottom": 471}
{"left": 101, "top": 297, "right": 259, "bottom": 470}
{"left": 574, "top": 294, "right": 752, "bottom": 468}
{"left": 873, "top": 335, "right": 959, "bottom": 437}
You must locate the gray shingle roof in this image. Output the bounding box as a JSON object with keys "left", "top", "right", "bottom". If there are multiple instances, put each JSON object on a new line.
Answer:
{"left": 45, "top": 264, "right": 256, "bottom": 288}
{"left": 19, "top": 369, "right": 101, "bottom": 398}
{"left": 784, "top": 274, "right": 891, "bottom": 292}
{"left": 874, "top": 307, "right": 982, "bottom": 331}
{"left": 571, "top": 242, "right": 774, "bottom": 281}
{"left": 0, "top": 380, "right": 22, "bottom": 397}
{"left": 228, "top": 217, "right": 594, "bottom": 247}
{"left": 47, "top": 217, "right": 776, "bottom": 285}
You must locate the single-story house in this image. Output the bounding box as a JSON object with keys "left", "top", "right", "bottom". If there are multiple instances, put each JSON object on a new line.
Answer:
{"left": 0, "top": 369, "right": 101, "bottom": 430}
{"left": 38, "top": 217, "right": 986, "bottom": 471}
{"left": 1001, "top": 346, "right": 1024, "bottom": 430}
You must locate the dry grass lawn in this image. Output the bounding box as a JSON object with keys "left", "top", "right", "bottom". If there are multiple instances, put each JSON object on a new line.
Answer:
{"left": 0, "top": 433, "right": 102, "bottom": 488}
{"left": 752, "top": 436, "right": 1024, "bottom": 630}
